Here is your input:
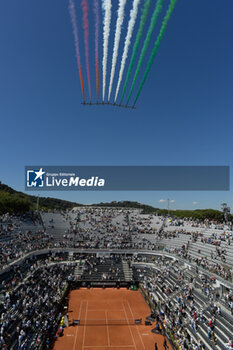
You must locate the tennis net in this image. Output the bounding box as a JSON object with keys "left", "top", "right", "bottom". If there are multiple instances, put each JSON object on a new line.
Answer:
{"left": 72, "top": 318, "right": 142, "bottom": 326}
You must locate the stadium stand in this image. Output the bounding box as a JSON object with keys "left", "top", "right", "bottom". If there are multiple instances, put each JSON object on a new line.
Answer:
{"left": 0, "top": 208, "right": 233, "bottom": 349}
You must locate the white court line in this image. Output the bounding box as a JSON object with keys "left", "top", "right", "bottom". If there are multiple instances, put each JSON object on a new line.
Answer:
{"left": 88, "top": 309, "right": 124, "bottom": 312}
{"left": 73, "top": 301, "right": 83, "bottom": 350}
{"left": 127, "top": 301, "right": 145, "bottom": 350}
{"left": 84, "top": 346, "right": 134, "bottom": 348}
{"left": 105, "top": 310, "right": 110, "bottom": 347}
{"left": 82, "top": 301, "right": 88, "bottom": 350}
{"left": 122, "top": 302, "right": 137, "bottom": 350}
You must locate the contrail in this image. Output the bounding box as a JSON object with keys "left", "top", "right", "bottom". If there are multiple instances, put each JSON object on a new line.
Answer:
{"left": 93, "top": 0, "right": 100, "bottom": 101}
{"left": 68, "top": 0, "right": 85, "bottom": 101}
{"left": 120, "top": 0, "right": 151, "bottom": 104}
{"left": 133, "top": 0, "right": 178, "bottom": 105}
{"left": 81, "top": 0, "right": 91, "bottom": 100}
{"left": 102, "top": 0, "right": 112, "bottom": 101}
{"left": 114, "top": 0, "right": 141, "bottom": 102}
{"left": 127, "top": 0, "right": 163, "bottom": 104}
{"left": 108, "top": 0, "right": 127, "bottom": 101}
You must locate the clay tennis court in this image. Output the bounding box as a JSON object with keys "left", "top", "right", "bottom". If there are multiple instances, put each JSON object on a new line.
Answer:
{"left": 53, "top": 288, "right": 172, "bottom": 350}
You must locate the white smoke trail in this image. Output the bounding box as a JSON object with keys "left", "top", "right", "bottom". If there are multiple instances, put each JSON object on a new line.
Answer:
{"left": 108, "top": 0, "right": 127, "bottom": 101}
{"left": 114, "top": 0, "right": 140, "bottom": 102}
{"left": 102, "top": 0, "right": 112, "bottom": 101}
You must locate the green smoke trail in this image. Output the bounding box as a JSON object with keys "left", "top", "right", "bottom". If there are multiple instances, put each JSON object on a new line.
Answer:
{"left": 126, "top": 0, "right": 163, "bottom": 105}
{"left": 133, "top": 0, "right": 177, "bottom": 105}
{"left": 120, "top": 0, "right": 151, "bottom": 104}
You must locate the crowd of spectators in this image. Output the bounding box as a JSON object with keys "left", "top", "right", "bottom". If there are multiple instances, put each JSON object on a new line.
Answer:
{"left": 136, "top": 258, "right": 233, "bottom": 350}
{"left": 0, "top": 229, "right": 53, "bottom": 270}
{"left": 81, "top": 255, "right": 124, "bottom": 281}
{"left": 0, "top": 259, "right": 74, "bottom": 349}
{"left": 164, "top": 245, "right": 233, "bottom": 282}
{"left": 155, "top": 225, "right": 233, "bottom": 282}
{"left": 0, "top": 242, "right": 232, "bottom": 350}
{"left": 1, "top": 209, "right": 233, "bottom": 282}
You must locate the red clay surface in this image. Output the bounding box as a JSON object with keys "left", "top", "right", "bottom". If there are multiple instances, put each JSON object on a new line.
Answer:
{"left": 53, "top": 288, "right": 172, "bottom": 350}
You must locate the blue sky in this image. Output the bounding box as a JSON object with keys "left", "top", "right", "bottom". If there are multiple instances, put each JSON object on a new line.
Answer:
{"left": 0, "top": 0, "right": 233, "bottom": 210}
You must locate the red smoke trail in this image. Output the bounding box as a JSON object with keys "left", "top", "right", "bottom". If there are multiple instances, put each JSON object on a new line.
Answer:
{"left": 69, "top": 0, "right": 85, "bottom": 101}
{"left": 93, "top": 0, "right": 100, "bottom": 101}
{"left": 82, "top": 0, "right": 91, "bottom": 100}
{"left": 79, "top": 70, "right": 85, "bottom": 101}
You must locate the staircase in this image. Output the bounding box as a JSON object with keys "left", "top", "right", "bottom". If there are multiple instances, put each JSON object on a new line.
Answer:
{"left": 122, "top": 261, "right": 133, "bottom": 281}
{"left": 74, "top": 261, "right": 84, "bottom": 279}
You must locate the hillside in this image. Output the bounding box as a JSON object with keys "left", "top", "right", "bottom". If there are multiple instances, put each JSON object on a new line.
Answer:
{"left": 157, "top": 209, "right": 228, "bottom": 221}
{"left": 0, "top": 182, "right": 80, "bottom": 214}
{"left": 94, "top": 201, "right": 228, "bottom": 221}
{"left": 0, "top": 182, "right": 228, "bottom": 221}
{"left": 93, "top": 201, "right": 159, "bottom": 214}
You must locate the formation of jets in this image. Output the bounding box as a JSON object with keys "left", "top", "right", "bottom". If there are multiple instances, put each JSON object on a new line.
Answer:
{"left": 81, "top": 101, "right": 136, "bottom": 109}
